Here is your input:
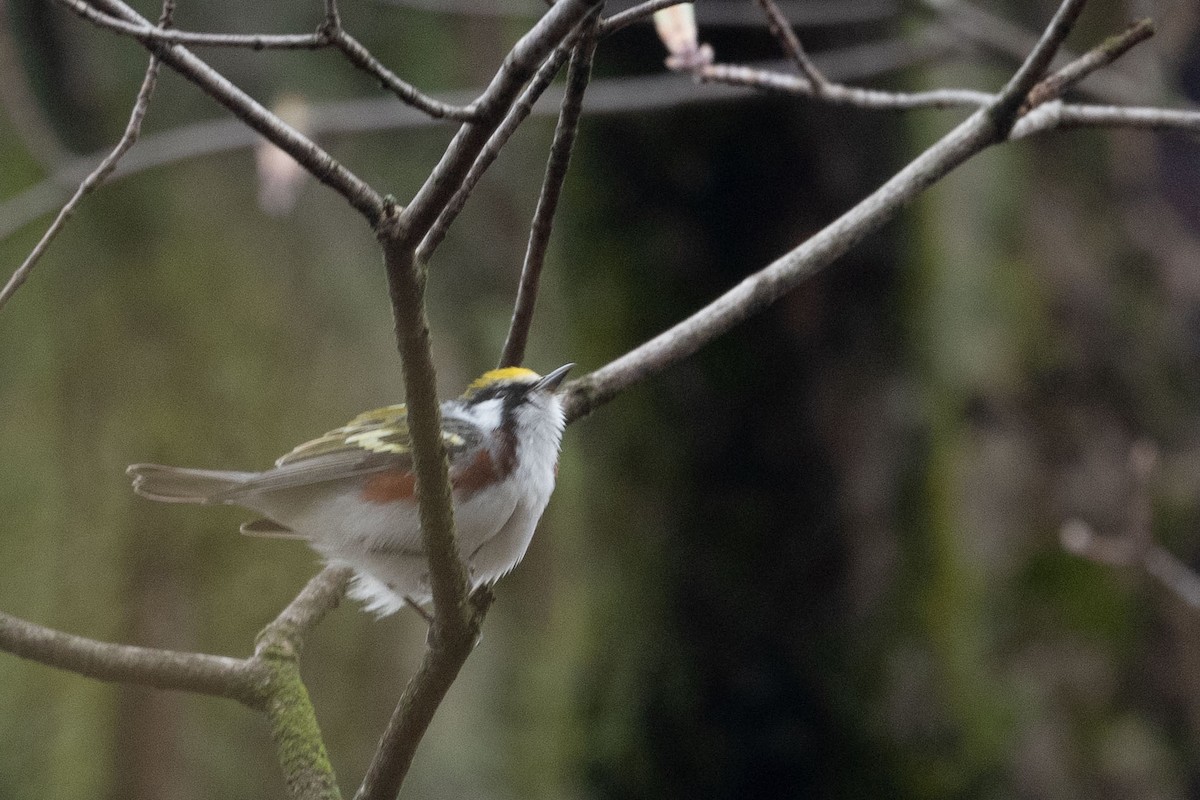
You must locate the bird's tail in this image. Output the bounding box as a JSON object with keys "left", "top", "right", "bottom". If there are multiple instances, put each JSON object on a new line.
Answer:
{"left": 126, "top": 463, "right": 258, "bottom": 504}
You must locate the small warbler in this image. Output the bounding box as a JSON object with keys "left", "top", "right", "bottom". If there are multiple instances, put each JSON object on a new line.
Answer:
{"left": 127, "top": 364, "right": 573, "bottom": 615}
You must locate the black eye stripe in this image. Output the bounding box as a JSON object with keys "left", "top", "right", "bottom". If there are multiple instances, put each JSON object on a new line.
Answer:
{"left": 467, "top": 382, "right": 534, "bottom": 406}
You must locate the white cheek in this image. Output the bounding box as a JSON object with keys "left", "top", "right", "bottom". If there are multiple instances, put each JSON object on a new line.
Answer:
{"left": 466, "top": 398, "right": 503, "bottom": 431}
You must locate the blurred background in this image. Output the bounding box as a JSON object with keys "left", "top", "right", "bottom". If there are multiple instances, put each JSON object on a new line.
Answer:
{"left": 4, "top": 0, "right": 1200, "bottom": 797}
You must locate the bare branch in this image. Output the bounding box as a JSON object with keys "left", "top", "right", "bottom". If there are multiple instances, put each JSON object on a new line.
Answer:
{"left": 599, "top": 0, "right": 682, "bottom": 35}
{"left": 560, "top": 0, "right": 1115, "bottom": 423}
{"left": 254, "top": 566, "right": 353, "bottom": 661}
{"left": 930, "top": 1, "right": 1147, "bottom": 106}
{"left": 987, "top": 0, "right": 1089, "bottom": 131}
{"left": 415, "top": 41, "right": 575, "bottom": 262}
{"left": 60, "top": 0, "right": 478, "bottom": 119}
{"left": 324, "top": 26, "right": 478, "bottom": 121}
{"left": 394, "top": 0, "right": 602, "bottom": 245}
{"left": 0, "top": 609, "right": 267, "bottom": 706}
{"left": 354, "top": 589, "right": 493, "bottom": 800}
{"left": 695, "top": 0, "right": 1089, "bottom": 125}
{"left": 324, "top": 0, "right": 341, "bottom": 29}
{"left": 1, "top": 7, "right": 163, "bottom": 312}
{"left": 500, "top": 29, "right": 598, "bottom": 367}
{"left": 1010, "top": 100, "right": 1200, "bottom": 138}
{"left": 58, "top": 0, "right": 328, "bottom": 48}
{"left": 598, "top": 0, "right": 898, "bottom": 34}
{"left": 67, "top": 0, "right": 385, "bottom": 225}
{"left": 1062, "top": 444, "right": 1200, "bottom": 612}
{"left": 1024, "top": 17, "right": 1154, "bottom": 109}
{"left": 754, "top": 0, "right": 828, "bottom": 91}
{"left": 0, "top": 36, "right": 947, "bottom": 243}
{"left": 697, "top": 62, "right": 993, "bottom": 109}
{"left": 561, "top": 105, "right": 998, "bottom": 420}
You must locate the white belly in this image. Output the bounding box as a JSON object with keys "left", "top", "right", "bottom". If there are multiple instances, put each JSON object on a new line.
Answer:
{"left": 283, "top": 474, "right": 542, "bottom": 615}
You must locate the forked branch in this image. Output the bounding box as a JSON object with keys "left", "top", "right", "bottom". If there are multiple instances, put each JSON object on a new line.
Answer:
{"left": 63, "top": 0, "right": 385, "bottom": 225}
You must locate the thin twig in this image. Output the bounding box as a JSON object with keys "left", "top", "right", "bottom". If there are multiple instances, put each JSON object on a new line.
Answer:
{"left": 70, "top": 0, "right": 385, "bottom": 225}
{"left": 58, "top": 0, "right": 329, "bottom": 49}
{"left": 395, "top": 0, "right": 602, "bottom": 245}
{"left": 1024, "top": 17, "right": 1154, "bottom": 109}
{"left": 324, "top": 0, "right": 341, "bottom": 29}
{"left": 697, "top": 0, "right": 1088, "bottom": 126}
{"left": 597, "top": 0, "right": 898, "bottom": 35}
{"left": 930, "top": 0, "right": 1146, "bottom": 105}
{"left": 598, "top": 0, "right": 681, "bottom": 35}
{"left": 325, "top": 26, "right": 477, "bottom": 120}
{"left": 415, "top": 42, "right": 575, "bottom": 262}
{"left": 386, "top": 0, "right": 897, "bottom": 28}
{"left": 366, "top": 5, "right": 600, "bottom": 796}
{"left": 1061, "top": 443, "right": 1200, "bottom": 612}
{"left": 500, "top": 28, "right": 598, "bottom": 367}
{"left": 754, "top": 0, "right": 827, "bottom": 91}
{"left": 697, "top": 62, "right": 993, "bottom": 109}
{"left": 0, "top": 8, "right": 163, "bottom": 311}
{"left": 1010, "top": 100, "right": 1200, "bottom": 138}
{"left": 63, "top": 0, "right": 477, "bottom": 118}
{"left": 0, "top": 36, "right": 951, "bottom": 242}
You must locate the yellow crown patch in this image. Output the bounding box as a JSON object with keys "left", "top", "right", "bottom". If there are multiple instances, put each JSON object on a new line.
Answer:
{"left": 464, "top": 367, "right": 540, "bottom": 395}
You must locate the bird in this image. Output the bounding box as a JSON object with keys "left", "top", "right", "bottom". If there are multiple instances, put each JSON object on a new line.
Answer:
{"left": 127, "top": 364, "right": 573, "bottom": 615}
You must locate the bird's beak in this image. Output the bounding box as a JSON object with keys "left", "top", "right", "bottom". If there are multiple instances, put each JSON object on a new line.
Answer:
{"left": 535, "top": 363, "right": 574, "bottom": 392}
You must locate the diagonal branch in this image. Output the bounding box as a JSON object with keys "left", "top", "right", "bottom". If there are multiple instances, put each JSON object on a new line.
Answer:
{"left": 562, "top": 0, "right": 1095, "bottom": 423}
{"left": 65, "top": 0, "right": 385, "bottom": 225}
{"left": 599, "top": 0, "right": 681, "bottom": 35}
{"left": 1, "top": 2, "right": 163, "bottom": 311}
{"left": 393, "top": 0, "right": 603, "bottom": 246}
{"left": 987, "top": 0, "right": 1088, "bottom": 132}
{"left": 500, "top": 26, "right": 598, "bottom": 367}
{"left": 60, "top": 0, "right": 477, "bottom": 119}
{"left": 1023, "top": 17, "right": 1154, "bottom": 110}
{"left": 323, "top": 25, "right": 478, "bottom": 121}
{"left": 754, "top": 0, "right": 827, "bottom": 91}
{"left": 415, "top": 41, "right": 575, "bottom": 262}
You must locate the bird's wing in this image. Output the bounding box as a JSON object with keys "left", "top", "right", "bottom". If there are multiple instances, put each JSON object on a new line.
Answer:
{"left": 218, "top": 405, "right": 485, "bottom": 498}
